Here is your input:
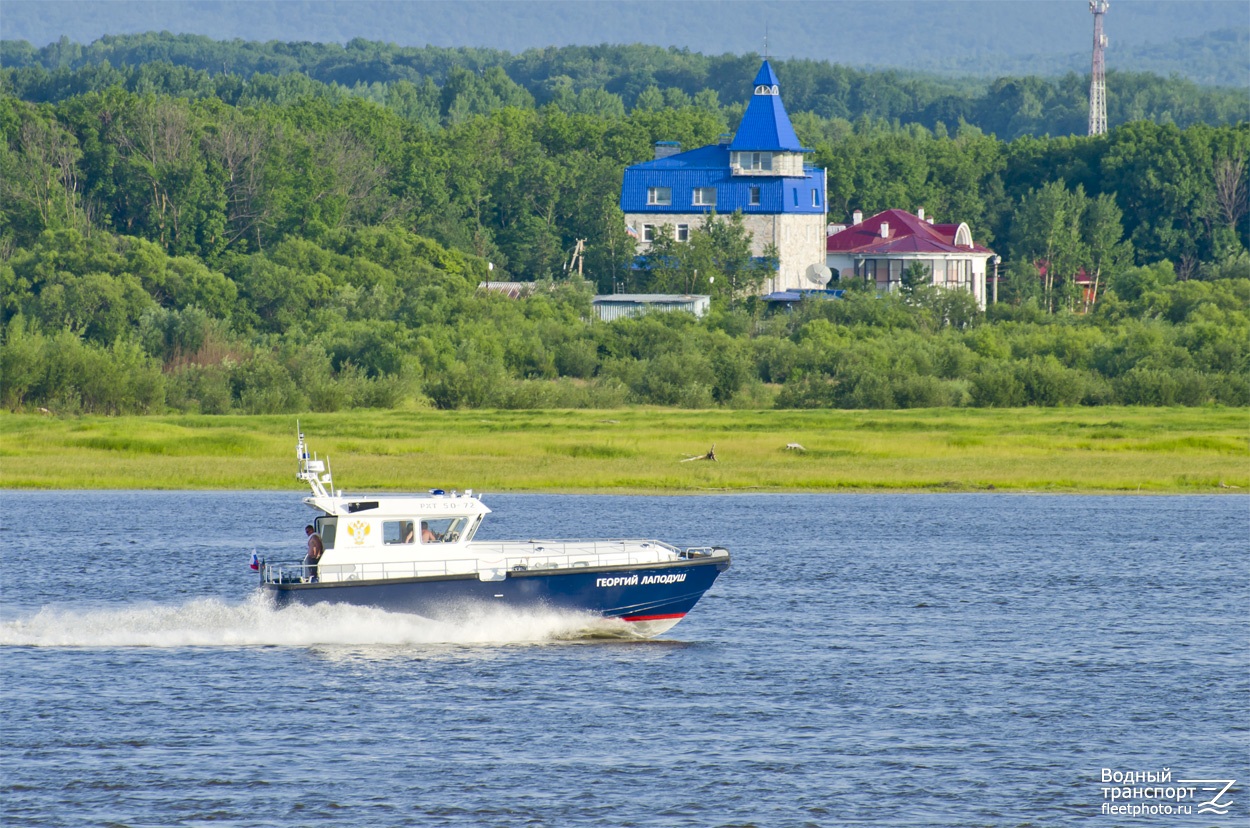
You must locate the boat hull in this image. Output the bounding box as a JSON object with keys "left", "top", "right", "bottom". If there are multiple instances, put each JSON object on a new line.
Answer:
{"left": 262, "top": 557, "right": 729, "bottom": 636}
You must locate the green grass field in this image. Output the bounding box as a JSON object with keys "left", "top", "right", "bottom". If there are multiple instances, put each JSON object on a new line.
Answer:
{"left": 1, "top": 407, "right": 1246, "bottom": 493}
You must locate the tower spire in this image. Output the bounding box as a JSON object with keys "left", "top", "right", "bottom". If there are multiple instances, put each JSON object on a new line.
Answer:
{"left": 1088, "top": 0, "right": 1109, "bottom": 136}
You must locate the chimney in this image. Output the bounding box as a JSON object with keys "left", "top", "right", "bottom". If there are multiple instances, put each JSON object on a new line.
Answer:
{"left": 654, "top": 141, "right": 681, "bottom": 160}
{"left": 927, "top": 217, "right": 935, "bottom": 225}
{"left": 917, "top": 207, "right": 925, "bottom": 221}
{"left": 880, "top": 222, "right": 890, "bottom": 238}
{"left": 852, "top": 209, "right": 863, "bottom": 225}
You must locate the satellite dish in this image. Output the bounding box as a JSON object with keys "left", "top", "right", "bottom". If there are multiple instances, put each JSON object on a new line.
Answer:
{"left": 806, "top": 264, "right": 833, "bottom": 286}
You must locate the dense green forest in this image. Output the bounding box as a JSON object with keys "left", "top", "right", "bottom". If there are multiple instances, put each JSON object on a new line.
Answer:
{"left": 3, "top": 35, "right": 1247, "bottom": 140}
{"left": 1, "top": 37, "right": 1247, "bottom": 414}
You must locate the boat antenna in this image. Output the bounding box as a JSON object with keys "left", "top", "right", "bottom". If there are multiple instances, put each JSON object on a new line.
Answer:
{"left": 296, "top": 423, "right": 334, "bottom": 499}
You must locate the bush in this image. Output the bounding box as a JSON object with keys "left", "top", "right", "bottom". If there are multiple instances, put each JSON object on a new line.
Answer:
{"left": 970, "top": 364, "right": 1026, "bottom": 407}
{"left": 633, "top": 352, "right": 714, "bottom": 407}
{"left": 843, "top": 373, "right": 895, "bottom": 409}
{"left": 892, "top": 374, "right": 956, "bottom": 408}
{"left": 231, "top": 352, "right": 306, "bottom": 414}
{"left": 1114, "top": 367, "right": 1210, "bottom": 406}
{"left": 709, "top": 336, "right": 751, "bottom": 403}
{"left": 0, "top": 321, "right": 165, "bottom": 414}
{"left": 0, "top": 317, "right": 42, "bottom": 409}
{"left": 775, "top": 372, "right": 840, "bottom": 409}
{"left": 554, "top": 339, "right": 599, "bottom": 379}
{"left": 425, "top": 357, "right": 508, "bottom": 409}
{"left": 751, "top": 337, "right": 801, "bottom": 384}
{"left": 1211, "top": 373, "right": 1250, "bottom": 406}
{"left": 1015, "top": 356, "right": 1087, "bottom": 406}
{"left": 165, "top": 363, "right": 234, "bottom": 414}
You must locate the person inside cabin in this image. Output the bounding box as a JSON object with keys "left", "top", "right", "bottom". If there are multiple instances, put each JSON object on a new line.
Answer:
{"left": 403, "top": 521, "right": 415, "bottom": 543}
{"left": 304, "top": 524, "right": 324, "bottom": 581}
{"left": 421, "top": 521, "right": 437, "bottom": 543}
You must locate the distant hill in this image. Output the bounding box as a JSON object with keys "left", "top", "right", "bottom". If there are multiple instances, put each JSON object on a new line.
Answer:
{"left": 927, "top": 28, "right": 1249, "bottom": 89}
{"left": 2, "top": 0, "right": 1246, "bottom": 87}
{"left": 4, "top": 34, "right": 1244, "bottom": 140}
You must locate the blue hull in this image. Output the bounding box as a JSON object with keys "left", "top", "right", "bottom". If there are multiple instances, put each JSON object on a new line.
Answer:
{"left": 262, "top": 558, "right": 729, "bottom": 624}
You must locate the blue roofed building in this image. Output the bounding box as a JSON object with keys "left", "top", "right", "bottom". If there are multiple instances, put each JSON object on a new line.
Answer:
{"left": 620, "top": 60, "right": 828, "bottom": 295}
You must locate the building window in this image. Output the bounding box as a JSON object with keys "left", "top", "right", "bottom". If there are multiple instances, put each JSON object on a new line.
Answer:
{"left": 647, "top": 187, "right": 671, "bottom": 206}
{"left": 643, "top": 225, "right": 656, "bottom": 242}
{"left": 812, "top": 189, "right": 821, "bottom": 207}
{"left": 692, "top": 187, "right": 717, "bottom": 206}
{"left": 731, "top": 151, "right": 772, "bottom": 172}
{"left": 888, "top": 259, "right": 904, "bottom": 289}
{"left": 792, "top": 188, "right": 798, "bottom": 207}
{"left": 675, "top": 224, "right": 690, "bottom": 242}
{"left": 749, "top": 186, "right": 761, "bottom": 206}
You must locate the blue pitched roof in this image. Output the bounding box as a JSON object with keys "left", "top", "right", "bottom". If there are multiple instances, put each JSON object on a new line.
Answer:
{"left": 753, "top": 60, "right": 780, "bottom": 87}
{"left": 730, "top": 60, "right": 806, "bottom": 153}
{"left": 620, "top": 144, "right": 824, "bottom": 215}
{"left": 627, "top": 144, "right": 728, "bottom": 171}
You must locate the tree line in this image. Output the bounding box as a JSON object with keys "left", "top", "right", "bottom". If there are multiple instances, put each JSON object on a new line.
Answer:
{"left": 3, "top": 34, "right": 1247, "bottom": 140}
{"left": 0, "top": 39, "right": 1247, "bottom": 414}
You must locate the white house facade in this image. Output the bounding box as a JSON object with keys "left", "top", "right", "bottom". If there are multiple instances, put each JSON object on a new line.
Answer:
{"left": 825, "top": 208, "right": 997, "bottom": 309}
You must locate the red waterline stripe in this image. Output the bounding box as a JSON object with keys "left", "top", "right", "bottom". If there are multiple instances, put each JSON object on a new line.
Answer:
{"left": 622, "top": 613, "right": 686, "bottom": 622}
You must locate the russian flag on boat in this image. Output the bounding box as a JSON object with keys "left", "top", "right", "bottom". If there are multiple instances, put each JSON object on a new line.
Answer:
{"left": 249, "top": 551, "right": 260, "bottom": 571}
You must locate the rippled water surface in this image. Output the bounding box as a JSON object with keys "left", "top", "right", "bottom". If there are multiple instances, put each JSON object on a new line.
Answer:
{"left": 1, "top": 491, "right": 1246, "bottom": 826}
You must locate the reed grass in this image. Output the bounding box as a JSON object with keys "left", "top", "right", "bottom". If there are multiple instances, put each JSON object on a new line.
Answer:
{"left": 1, "top": 408, "right": 1246, "bottom": 493}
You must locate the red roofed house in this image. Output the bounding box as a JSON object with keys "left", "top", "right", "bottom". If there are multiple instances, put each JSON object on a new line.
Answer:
{"left": 825, "top": 208, "right": 996, "bottom": 309}
{"left": 1036, "top": 260, "right": 1099, "bottom": 312}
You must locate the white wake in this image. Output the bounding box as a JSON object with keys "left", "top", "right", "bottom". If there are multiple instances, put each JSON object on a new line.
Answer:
{"left": 0, "top": 593, "right": 632, "bottom": 648}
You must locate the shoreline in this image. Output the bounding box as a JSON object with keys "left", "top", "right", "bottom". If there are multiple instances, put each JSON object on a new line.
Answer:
{"left": 2, "top": 485, "right": 1244, "bottom": 496}
{"left": 3, "top": 407, "right": 1247, "bottom": 494}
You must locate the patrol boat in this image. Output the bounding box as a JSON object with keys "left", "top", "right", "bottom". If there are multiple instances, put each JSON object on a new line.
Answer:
{"left": 258, "top": 431, "right": 731, "bottom": 637}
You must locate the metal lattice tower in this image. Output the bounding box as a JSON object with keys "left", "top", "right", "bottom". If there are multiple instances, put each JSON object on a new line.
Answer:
{"left": 1088, "top": 0, "right": 1109, "bottom": 136}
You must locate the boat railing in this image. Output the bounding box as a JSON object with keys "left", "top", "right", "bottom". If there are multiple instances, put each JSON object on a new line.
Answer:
{"left": 259, "top": 539, "right": 724, "bottom": 585}
{"left": 471, "top": 538, "right": 682, "bottom": 557}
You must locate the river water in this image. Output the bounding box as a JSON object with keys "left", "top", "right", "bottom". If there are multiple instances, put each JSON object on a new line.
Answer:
{"left": 1, "top": 491, "right": 1245, "bottom": 826}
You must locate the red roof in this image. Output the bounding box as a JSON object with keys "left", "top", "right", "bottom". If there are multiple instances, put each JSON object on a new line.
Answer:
{"left": 1036, "top": 261, "right": 1092, "bottom": 284}
{"left": 826, "top": 209, "right": 993, "bottom": 255}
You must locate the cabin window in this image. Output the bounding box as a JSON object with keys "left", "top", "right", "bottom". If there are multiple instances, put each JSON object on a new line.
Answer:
{"left": 647, "top": 186, "right": 671, "bottom": 206}
{"left": 316, "top": 518, "right": 337, "bottom": 550}
{"left": 420, "top": 517, "right": 468, "bottom": 544}
{"left": 383, "top": 520, "right": 416, "bottom": 545}
{"left": 692, "top": 187, "right": 716, "bottom": 206}
{"left": 749, "top": 186, "right": 761, "bottom": 206}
